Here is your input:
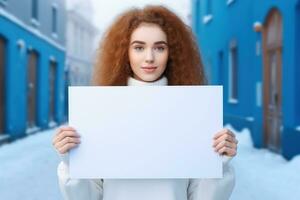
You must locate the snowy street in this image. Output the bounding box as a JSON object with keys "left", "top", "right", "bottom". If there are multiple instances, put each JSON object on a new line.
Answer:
{"left": 0, "top": 129, "right": 63, "bottom": 200}
{"left": 0, "top": 126, "right": 299, "bottom": 200}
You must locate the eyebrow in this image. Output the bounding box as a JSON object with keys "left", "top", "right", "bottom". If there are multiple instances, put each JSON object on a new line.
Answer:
{"left": 130, "top": 40, "right": 168, "bottom": 46}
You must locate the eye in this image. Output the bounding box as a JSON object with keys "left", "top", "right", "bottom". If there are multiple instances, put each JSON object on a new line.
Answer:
{"left": 154, "top": 46, "right": 166, "bottom": 52}
{"left": 133, "top": 46, "right": 144, "bottom": 51}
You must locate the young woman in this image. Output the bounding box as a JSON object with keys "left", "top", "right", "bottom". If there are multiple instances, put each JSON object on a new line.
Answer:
{"left": 52, "top": 5, "right": 238, "bottom": 200}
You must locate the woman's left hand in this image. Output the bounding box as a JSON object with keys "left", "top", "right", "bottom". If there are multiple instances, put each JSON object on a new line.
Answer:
{"left": 213, "top": 128, "right": 238, "bottom": 157}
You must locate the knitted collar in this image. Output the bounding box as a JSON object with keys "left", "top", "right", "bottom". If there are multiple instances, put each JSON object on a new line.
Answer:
{"left": 127, "top": 76, "right": 168, "bottom": 86}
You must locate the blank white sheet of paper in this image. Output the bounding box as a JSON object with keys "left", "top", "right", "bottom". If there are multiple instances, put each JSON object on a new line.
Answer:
{"left": 69, "top": 86, "right": 223, "bottom": 179}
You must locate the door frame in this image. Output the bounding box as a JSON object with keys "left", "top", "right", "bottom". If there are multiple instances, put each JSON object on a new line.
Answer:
{"left": 27, "top": 50, "right": 39, "bottom": 129}
{"left": 49, "top": 60, "right": 57, "bottom": 123}
{"left": 262, "top": 8, "right": 283, "bottom": 152}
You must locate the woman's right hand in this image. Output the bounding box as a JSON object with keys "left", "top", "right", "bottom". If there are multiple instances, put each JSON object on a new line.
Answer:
{"left": 52, "top": 126, "right": 81, "bottom": 154}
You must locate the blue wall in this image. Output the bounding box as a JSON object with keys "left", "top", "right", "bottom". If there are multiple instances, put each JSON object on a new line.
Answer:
{"left": 0, "top": 15, "right": 66, "bottom": 139}
{"left": 192, "top": 0, "right": 300, "bottom": 159}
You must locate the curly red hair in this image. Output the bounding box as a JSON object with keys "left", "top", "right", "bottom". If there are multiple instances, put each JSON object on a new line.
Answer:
{"left": 92, "top": 5, "right": 206, "bottom": 86}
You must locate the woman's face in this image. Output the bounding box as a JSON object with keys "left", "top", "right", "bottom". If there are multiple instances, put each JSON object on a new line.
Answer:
{"left": 128, "top": 23, "right": 169, "bottom": 82}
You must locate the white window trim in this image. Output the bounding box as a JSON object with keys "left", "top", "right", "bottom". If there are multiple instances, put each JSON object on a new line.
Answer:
{"left": 16, "top": 39, "right": 26, "bottom": 50}
{"left": 51, "top": 32, "right": 58, "bottom": 39}
{"left": 228, "top": 47, "right": 238, "bottom": 104}
{"left": 246, "top": 116, "right": 254, "bottom": 122}
{"left": 202, "top": 14, "right": 213, "bottom": 24}
{"left": 227, "top": 0, "right": 235, "bottom": 6}
{"left": 52, "top": 2, "right": 58, "bottom": 8}
{"left": 49, "top": 55, "right": 56, "bottom": 62}
{"left": 228, "top": 98, "right": 238, "bottom": 104}
{"left": 30, "top": 18, "right": 40, "bottom": 28}
{"left": 256, "top": 82, "right": 262, "bottom": 107}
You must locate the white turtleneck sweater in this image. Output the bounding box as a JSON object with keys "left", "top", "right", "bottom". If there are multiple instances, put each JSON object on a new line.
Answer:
{"left": 57, "top": 76, "right": 235, "bottom": 200}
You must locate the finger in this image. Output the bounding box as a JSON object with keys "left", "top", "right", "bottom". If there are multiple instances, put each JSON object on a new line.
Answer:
{"left": 213, "top": 134, "right": 232, "bottom": 146}
{"left": 213, "top": 128, "right": 235, "bottom": 139}
{"left": 54, "top": 131, "right": 80, "bottom": 146}
{"left": 213, "top": 134, "right": 235, "bottom": 147}
{"left": 225, "top": 148, "right": 237, "bottom": 157}
{"left": 53, "top": 130, "right": 80, "bottom": 146}
{"left": 213, "top": 130, "right": 224, "bottom": 139}
{"left": 229, "top": 137, "right": 238, "bottom": 144}
{"left": 58, "top": 143, "right": 78, "bottom": 154}
{"left": 53, "top": 126, "right": 76, "bottom": 142}
{"left": 214, "top": 140, "right": 225, "bottom": 151}
{"left": 218, "top": 146, "right": 227, "bottom": 154}
{"left": 55, "top": 136, "right": 81, "bottom": 149}
{"left": 57, "top": 126, "right": 76, "bottom": 135}
{"left": 218, "top": 146, "right": 236, "bottom": 156}
{"left": 214, "top": 140, "right": 236, "bottom": 152}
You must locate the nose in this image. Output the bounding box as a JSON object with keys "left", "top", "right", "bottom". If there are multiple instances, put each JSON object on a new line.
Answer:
{"left": 145, "top": 49, "right": 154, "bottom": 63}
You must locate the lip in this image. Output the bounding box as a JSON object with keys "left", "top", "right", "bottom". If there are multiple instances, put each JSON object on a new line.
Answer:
{"left": 141, "top": 66, "right": 157, "bottom": 73}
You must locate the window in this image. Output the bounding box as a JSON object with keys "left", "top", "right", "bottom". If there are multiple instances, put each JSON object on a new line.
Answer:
{"left": 228, "top": 40, "right": 238, "bottom": 103}
{"left": 203, "top": 0, "right": 213, "bottom": 24}
{"left": 218, "top": 51, "right": 224, "bottom": 84}
{"left": 31, "top": 0, "right": 38, "bottom": 20}
{"left": 31, "top": 0, "right": 39, "bottom": 27}
{"left": 52, "top": 5, "right": 58, "bottom": 34}
{"left": 206, "top": 0, "right": 212, "bottom": 15}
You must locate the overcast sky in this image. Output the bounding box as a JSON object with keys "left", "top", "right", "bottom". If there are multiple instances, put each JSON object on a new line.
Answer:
{"left": 89, "top": 0, "right": 191, "bottom": 32}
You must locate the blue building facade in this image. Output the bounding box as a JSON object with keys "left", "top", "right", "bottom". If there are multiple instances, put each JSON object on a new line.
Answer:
{"left": 191, "top": 0, "right": 300, "bottom": 159}
{"left": 0, "top": 0, "right": 67, "bottom": 141}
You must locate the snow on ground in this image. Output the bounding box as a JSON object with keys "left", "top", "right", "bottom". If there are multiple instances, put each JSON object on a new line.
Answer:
{"left": 0, "top": 125, "right": 299, "bottom": 200}
{"left": 0, "top": 129, "right": 63, "bottom": 200}
{"left": 229, "top": 125, "right": 300, "bottom": 200}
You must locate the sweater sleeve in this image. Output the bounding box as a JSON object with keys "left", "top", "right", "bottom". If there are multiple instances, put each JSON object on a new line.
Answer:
{"left": 187, "top": 156, "right": 235, "bottom": 200}
{"left": 57, "top": 153, "right": 103, "bottom": 200}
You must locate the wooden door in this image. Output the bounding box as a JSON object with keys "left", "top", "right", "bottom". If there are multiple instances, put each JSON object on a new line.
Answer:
{"left": 0, "top": 37, "right": 5, "bottom": 133}
{"left": 262, "top": 9, "right": 282, "bottom": 152}
{"left": 27, "top": 51, "right": 38, "bottom": 128}
{"left": 49, "top": 61, "right": 56, "bottom": 122}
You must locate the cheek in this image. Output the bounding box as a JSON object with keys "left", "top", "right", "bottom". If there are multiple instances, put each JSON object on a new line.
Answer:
{"left": 159, "top": 52, "right": 169, "bottom": 70}
{"left": 129, "top": 52, "right": 137, "bottom": 68}
{"left": 129, "top": 51, "right": 141, "bottom": 69}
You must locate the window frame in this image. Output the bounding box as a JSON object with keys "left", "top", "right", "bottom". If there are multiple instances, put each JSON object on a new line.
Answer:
{"left": 228, "top": 40, "right": 239, "bottom": 104}
{"left": 51, "top": 3, "right": 58, "bottom": 37}
{"left": 31, "top": 0, "right": 40, "bottom": 27}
